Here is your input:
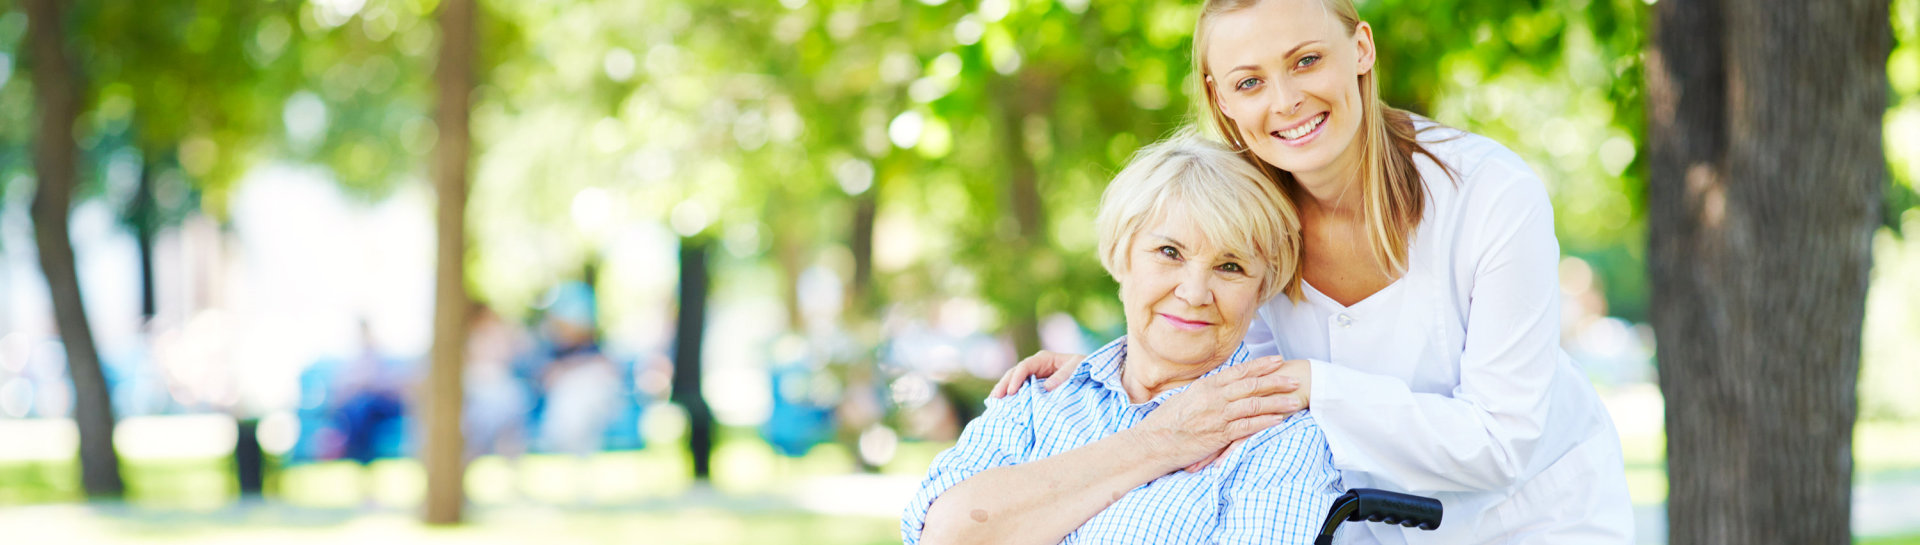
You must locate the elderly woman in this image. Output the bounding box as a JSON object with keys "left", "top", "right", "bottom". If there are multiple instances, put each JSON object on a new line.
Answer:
{"left": 902, "top": 136, "right": 1339, "bottom": 545}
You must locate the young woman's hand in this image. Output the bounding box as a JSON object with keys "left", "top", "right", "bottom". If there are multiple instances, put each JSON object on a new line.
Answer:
{"left": 990, "top": 350, "right": 1088, "bottom": 398}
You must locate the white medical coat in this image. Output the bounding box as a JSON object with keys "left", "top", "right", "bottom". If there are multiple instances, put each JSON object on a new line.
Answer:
{"left": 1246, "top": 123, "right": 1636, "bottom": 544}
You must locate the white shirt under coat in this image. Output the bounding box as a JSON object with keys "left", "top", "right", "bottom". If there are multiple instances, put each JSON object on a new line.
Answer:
{"left": 1244, "top": 122, "right": 1635, "bottom": 543}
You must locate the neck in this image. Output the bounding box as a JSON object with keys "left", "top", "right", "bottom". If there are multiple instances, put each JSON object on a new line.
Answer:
{"left": 1292, "top": 142, "right": 1368, "bottom": 218}
{"left": 1118, "top": 339, "right": 1216, "bottom": 404}
{"left": 1294, "top": 175, "right": 1363, "bottom": 221}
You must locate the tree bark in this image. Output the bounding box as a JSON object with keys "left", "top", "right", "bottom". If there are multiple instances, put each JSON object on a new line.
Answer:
{"left": 130, "top": 147, "right": 159, "bottom": 321}
{"left": 423, "top": 0, "right": 475, "bottom": 525}
{"left": 990, "top": 72, "right": 1053, "bottom": 359}
{"left": 25, "top": 0, "right": 124, "bottom": 500}
{"left": 1647, "top": 0, "right": 1887, "bottom": 542}
{"left": 672, "top": 237, "right": 714, "bottom": 480}
{"left": 850, "top": 190, "right": 877, "bottom": 311}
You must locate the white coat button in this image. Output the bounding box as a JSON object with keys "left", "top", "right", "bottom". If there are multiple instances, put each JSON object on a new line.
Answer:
{"left": 1335, "top": 313, "right": 1354, "bottom": 328}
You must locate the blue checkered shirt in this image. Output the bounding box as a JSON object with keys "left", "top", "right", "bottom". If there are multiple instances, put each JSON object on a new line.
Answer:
{"left": 902, "top": 336, "right": 1343, "bottom": 544}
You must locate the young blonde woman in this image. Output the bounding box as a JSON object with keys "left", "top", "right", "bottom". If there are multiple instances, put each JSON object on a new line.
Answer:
{"left": 991, "top": 0, "right": 1634, "bottom": 541}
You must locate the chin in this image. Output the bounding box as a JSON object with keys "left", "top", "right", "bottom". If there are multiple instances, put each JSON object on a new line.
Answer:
{"left": 1258, "top": 147, "right": 1331, "bottom": 176}
{"left": 1143, "top": 342, "right": 1226, "bottom": 368}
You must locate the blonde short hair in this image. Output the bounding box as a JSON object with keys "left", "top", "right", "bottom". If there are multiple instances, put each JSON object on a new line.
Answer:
{"left": 1095, "top": 134, "right": 1304, "bottom": 303}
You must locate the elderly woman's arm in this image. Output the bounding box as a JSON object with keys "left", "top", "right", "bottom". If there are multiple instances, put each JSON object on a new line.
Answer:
{"left": 906, "top": 360, "right": 1295, "bottom": 545}
{"left": 920, "top": 427, "right": 1187, "bottom": 545}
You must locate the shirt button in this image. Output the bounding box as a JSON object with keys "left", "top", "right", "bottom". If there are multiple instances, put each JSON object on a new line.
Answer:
{"left": 1335, "top": 313, "right": 1354, "bottom": 328}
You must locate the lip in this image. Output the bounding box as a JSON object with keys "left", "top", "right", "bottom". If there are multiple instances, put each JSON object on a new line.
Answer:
{"left": 1269, "top": 112, "right": 1328, "bottom": 148}
{"left": 1158, "top": 313, "right": 1213, "bottom": 331}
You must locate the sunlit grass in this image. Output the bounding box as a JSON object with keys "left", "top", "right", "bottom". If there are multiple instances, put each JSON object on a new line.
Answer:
{"left": 0, "top": 505, "right": 902, "bottom": 545}
{"left": 1865, "top": 535, "right": 1920, "bottom": 545}
{"left": 2, "top": 420, "right": 1916, "bottom": 543}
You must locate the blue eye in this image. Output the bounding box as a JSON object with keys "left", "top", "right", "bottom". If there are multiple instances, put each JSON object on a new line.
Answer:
{"left": 1235, "top": 77, "right": 1260, "bottom": 91}
{"left": 1296, "top": 55, "right": 1320, "bottom": 68}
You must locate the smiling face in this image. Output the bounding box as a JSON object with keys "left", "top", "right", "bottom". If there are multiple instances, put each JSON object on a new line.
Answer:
{"left": 1116, "top": 205, "right": 1267, "bottom": 376}
{"left": 1202, "top": 0, "right": 1375, "bottom": 186}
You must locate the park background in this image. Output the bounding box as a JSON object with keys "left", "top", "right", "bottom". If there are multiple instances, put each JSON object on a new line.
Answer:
{"left": 0, "top": 0, "right": 1917, "bottom": 543}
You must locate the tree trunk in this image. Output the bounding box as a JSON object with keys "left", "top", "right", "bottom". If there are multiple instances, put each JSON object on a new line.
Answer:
{"left": 849, "top": 190, "right": 877, "bottom": 311}
{"left": 131, "top": 147, "right": 158, "bottom": 321}
{"left": 1647, "top": 0, "right": 1887, "bottom": 542}
{"left": 233, "top": 418, "right": 264, "bottom": 498}
{"left": 25, "top": 0, "right": 124, "bottom": 500}
{"left": 991, "top": 72, "right": 1052, "bottom": 359}
{"left": 672, "top": 237, "right": 714, "bottom": 480}
{"left": 422, "top": 0, "right": 475, "bottom": 525}
{"left": 774, "top": 228, "right": 806, "bottom": 331}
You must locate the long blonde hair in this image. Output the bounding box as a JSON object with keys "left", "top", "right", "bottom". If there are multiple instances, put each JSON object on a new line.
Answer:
{"left": 1192, "top": 0, "right": 1451, "bottom": 276}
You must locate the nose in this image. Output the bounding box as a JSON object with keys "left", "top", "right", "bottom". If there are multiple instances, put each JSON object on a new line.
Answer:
{"left": 1173, "top": 264, "right": 1214, "bottom": 307}
{"left": 1269, "top": 78, "right": 1303, "bottom": 117}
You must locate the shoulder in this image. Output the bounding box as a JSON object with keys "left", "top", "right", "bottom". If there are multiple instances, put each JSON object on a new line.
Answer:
{"left": 1412, "top": 118, "right": 1530, "bottom": 180}
{"left": 1219, "top": 412, "right": 1340, "bottom": 496}
{"left": 1233, "top": 412, "right": 1332, "bottom": 468}
{"left": 983, "top": 352, "right": 1109, "bottom": 417}
{"left": 1411, "top": 118, "right": 1551, "bottom": 221}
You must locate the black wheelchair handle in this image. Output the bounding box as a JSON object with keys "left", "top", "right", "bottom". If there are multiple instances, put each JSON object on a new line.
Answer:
{"left": 1313, "top": 488, "right": 1443, "bottom": 544}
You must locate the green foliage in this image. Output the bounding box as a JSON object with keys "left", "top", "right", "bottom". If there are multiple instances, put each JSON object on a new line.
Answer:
{"left": 8, "top": 0, "right": 1915, "bottom": 341}
{"left": 59, "top": 0, "right": 300, "bottom": 217}
{"left": 1387, "top": 0, "right": 1651, "bottom": 319}
{"left": 1888, "top": 0, "right": 1920, "bottom": 235}
{"left": 647, "top": 0, "right": 1661, "bottom": 326}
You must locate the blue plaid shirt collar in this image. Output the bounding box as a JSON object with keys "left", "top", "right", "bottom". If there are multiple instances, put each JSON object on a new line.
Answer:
{"left": 1075, "top": 335, "right": 1253, "bottom": 406}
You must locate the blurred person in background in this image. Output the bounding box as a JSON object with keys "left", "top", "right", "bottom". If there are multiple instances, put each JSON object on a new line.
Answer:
{"left": 464, "top": 304, "right": 531, "bottom": 462}
{"left": 332, "top": 319, "right": 409, "bottom": 465}
{"left": 329, "top": 319, "right": 411, "bottom": 504}
{"left": 905, "top": 136, "right": 1337, "bottom": 544}
{"left": 531, "top": 282, "right": 620, "bottom": 460}
{"left": 992, "top": 0, "right": 1633, "bottom": 541}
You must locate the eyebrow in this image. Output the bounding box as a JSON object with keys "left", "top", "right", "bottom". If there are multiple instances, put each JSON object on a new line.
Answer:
{"left": 1224, "top": 40, "right": 1323, "bottom": 75}
{"left": 1148, "top": 233, "right": 1245, "bottom": 260}
{"left": 1148, "top": 233, "right": 1187, "bottom": 250}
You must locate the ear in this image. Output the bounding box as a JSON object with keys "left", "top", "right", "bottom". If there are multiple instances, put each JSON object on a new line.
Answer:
{"left": 1203, "top": 74, "right": 1222, "bottom": 110}
{"left": 1353, "top": 21, "right": 1377, "bottom": 77}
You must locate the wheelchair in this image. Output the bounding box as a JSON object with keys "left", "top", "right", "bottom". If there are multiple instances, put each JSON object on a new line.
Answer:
{"left": 1315, "top": 488, "right": 1444, "bottom": 544}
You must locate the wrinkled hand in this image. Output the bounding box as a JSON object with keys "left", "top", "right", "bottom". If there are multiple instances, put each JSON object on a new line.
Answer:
{"left": 1178, "top": 356, "right": 1313, "bottom": 472}
{"left": 990, "top": 350, "right": 1087, "bottom": 398}
{"left": 1130, "top": 356, "right": 1311, "bottom": 472}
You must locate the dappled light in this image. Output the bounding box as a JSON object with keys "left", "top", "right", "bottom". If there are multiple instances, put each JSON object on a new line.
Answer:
{"left": 0, "top": 0, "right": 1916, "bottom": 543}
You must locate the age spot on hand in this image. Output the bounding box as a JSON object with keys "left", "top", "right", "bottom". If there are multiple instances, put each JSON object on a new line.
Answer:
{"left": 970, "top": 509, "right": 990, "bottom": 522}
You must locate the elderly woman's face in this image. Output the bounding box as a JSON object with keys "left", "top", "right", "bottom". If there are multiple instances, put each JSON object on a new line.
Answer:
{"left": 1118, "top": 206, "right": 1266, "bottom": 371}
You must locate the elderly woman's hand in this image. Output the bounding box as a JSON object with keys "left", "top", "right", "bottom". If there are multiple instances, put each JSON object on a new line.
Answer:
{"left": 1129, "top": 356, "right": 1310, "bottom": 471}
{"left": 1177, "top": 356, "right": 1313, "bottom": 471}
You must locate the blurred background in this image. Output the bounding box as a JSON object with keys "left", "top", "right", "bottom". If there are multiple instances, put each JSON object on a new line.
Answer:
{"left": 0, "top": 0, "right": 1915, "bottom": 543}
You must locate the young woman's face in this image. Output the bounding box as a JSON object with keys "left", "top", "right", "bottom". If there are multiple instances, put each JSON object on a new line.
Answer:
{"left": 1204, "top": 0, "right": 1374, "bottom": 184}
{"left": 1118, "top": 207, "right": 1266, "bottom": 373}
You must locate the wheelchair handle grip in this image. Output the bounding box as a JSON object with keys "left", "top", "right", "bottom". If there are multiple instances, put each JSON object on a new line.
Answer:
{"left": 1314, "top": 488, "right": 1443, "bottom": 544}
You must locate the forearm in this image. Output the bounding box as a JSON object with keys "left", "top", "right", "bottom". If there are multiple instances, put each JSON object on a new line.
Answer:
{"left": 920, "top": 428, "right": 1178, "bottom": 545}
{"left": 1312, "top": 359, "right": 1593, "bottom": 492}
